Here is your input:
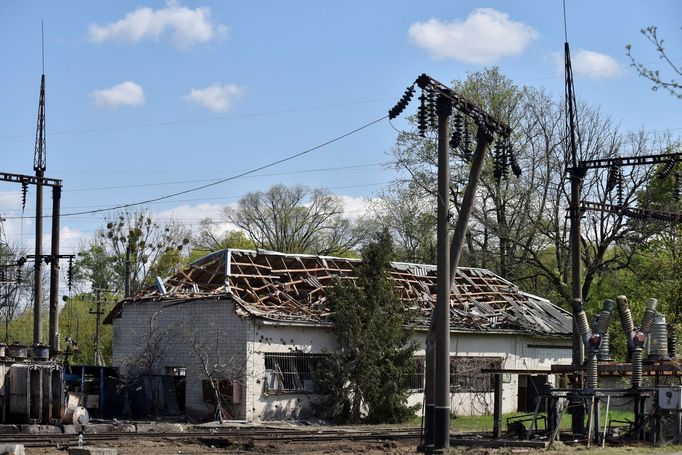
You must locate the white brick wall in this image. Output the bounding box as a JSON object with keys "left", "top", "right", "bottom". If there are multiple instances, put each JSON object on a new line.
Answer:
{"left": 112, "top": 300, "right": 572, "bottom": 421}
{"left": 112, "top": 299, "right": 252, "bottom": 420}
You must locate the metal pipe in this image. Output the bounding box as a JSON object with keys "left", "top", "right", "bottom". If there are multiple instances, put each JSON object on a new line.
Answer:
{"left": 434, "top": 95, "right": 452, "bottom": 450}
{"left": 48, "top": 185, "right": 61, "bottom": 354}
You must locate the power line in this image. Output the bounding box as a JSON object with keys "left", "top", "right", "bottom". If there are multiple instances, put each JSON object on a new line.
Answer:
{"left": 63, "top": 161, "right": 391, "bottom": 193}
{"left": 1, "top": 181, "right": 389, "bottom": 215}
{"left": 1, "top": 116, "right": 387, "bottom": 220}
{"left": 0, "top": 98, "right": 392, "bottom": 140}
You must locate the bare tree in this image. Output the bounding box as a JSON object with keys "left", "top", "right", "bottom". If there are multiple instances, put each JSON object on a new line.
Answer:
{"left": 180, "top": 320, "right": 248, "bottom": 423}
{"left": 76, "top": 210, "right": 190, "bottom": 294}
{"left": 627, "top": 26, "right": 682, "bottom": 99}
{"left": 365, "top": 184, "right": 437, "bottom": 264}
{"left": 120, "top": 310, "right": 175, "bottom": 379}
{"left": 388, "top": 67, "right": 673, "bottom": 308}
{"left": 225, "top": 184, "right": 362, "bottom": 255}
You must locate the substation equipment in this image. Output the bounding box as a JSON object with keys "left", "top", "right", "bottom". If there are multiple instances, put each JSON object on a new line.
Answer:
{"left": 0, "top": 59, "right": 77, "bottom": 425}
{"left": 389, "top": 41, "right": 682, "bottom": 449}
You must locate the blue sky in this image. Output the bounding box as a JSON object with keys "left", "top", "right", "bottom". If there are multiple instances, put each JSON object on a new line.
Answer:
{"left": 1, "top": 0, "right": 680, "bottom": 264}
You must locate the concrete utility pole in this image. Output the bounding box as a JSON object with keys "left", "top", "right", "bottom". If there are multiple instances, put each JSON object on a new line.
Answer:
{"left": 565, "top": 40, "right": 586, "bottom": 435}
{"left": 434, "top": 95, "right": 452, "bottom": 449}
{"left": 48, "top": 185, "right": 61, "bottom": 353}
{"left": 388, "top": 74, "right": 512, "bottom": 453}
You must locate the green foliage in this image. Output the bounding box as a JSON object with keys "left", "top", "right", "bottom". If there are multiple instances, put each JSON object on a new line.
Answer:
{"left": 318, "top": 229, "right": 417, "bottom": 423}
{"left": 73, "top": 244, "right": 118, "bottom": 291}
{"left": 2, "top": 309, "right": 45, "bottom": 346}
{"left": 58, "top": 293, "right": 113, "bottom": 365}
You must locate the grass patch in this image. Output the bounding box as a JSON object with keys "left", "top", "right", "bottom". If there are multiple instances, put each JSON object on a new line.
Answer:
{"left": 445, "top": 409, "right": 636, "bottom": 432}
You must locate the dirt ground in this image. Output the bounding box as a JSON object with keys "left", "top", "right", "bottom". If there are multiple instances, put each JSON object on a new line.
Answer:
{"left": 26, "top": 439, "right": 682, "bottom": 455}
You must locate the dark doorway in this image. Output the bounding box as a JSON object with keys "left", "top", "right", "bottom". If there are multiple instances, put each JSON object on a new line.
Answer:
{"left": 517, "top": 375, "right": 547, "bottom": 412}
{"left": 166, "top": 367, "right": 186, "bottom": 413}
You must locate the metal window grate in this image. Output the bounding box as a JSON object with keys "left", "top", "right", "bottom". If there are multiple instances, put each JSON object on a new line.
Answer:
{"left": 264, "top": 353, "right": 326, "bottom": 393}
{"left": 450, "top": 356, "right": 503, "bottom": 392}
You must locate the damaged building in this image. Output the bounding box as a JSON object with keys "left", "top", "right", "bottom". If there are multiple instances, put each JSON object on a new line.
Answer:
{"left": 104, "top": 249, "right": 573, "bottom": 421}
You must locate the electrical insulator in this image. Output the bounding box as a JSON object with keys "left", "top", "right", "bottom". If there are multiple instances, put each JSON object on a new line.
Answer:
{"left": 388, "top": 85, "right": 415, "bottom": 119}
{"left": 606, "top": 164, "right": 619, "bottom": 193}
{"left": 508, "top": 143, "right": 522, "bottom": 177}
{"left": 616, "top": 168, "right": 624, "bottom": 206}
{"left": 67, "top": 257, "right": 74, "bottom": 290}
{"left": 16, "top": 269, "right": 21, "bottom": 285}
{"left": 675, "top": 171, "right": 682, "bottom": 202}
{"left": 427, "top": 87, "right": 437, "bottom": 130}
{"left": 450, "top": 112, "right": 463, "bottom": 149}
{"left": 21, "top": 180, "right": 28, "bottom": 210}
{"left": 417, "top": 91, "right": 428, "bottom": 137}
{"left": 462, "top": 122, "right": 472, "bottom": 161}
{"left": 493, "top": 141, "right": 504, "bottom": 182}
{"left": 658, "top": 158, "right": 675, "bottom": 179}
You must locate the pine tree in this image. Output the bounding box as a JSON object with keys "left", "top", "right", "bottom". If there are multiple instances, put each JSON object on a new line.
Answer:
{"left": 319, "top": 229, "right": 417, "bottom": 423}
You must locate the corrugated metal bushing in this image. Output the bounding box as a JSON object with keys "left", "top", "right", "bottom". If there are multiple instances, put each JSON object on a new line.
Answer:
{"left": 641, "top": 298, "right": 658, "bottom": 334}
{"left": 598, "top": 332, "right": 612, "bottom": 361}
{"left": 631, "top": 348, "right": 643, "bottom": 388}
{"left": 668, "top": 324, "right": 678, "bottom": 359}
{"left": 596, "top": 299, "right": 614, "bottom": 335}
{"left": 616, "top": 295, "right": 635, "bottom": 335}
{"left": 649, "top": 313, "right": 668, "bottom": 360}
{"left": 585, "top": 355, "right": 598, "bottom": 389}
{"left": 576, "top": 311, "right": 590, "bottom": 336}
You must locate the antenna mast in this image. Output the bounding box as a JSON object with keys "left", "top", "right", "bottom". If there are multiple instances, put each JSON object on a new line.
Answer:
{"left": 34, "top": 21, "right": 46, "bottom": 173}
{"left": 33, "top": 22, "right": 46, "bottom": 345}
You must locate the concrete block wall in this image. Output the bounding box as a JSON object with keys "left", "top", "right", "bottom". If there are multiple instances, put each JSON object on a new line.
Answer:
{"left": 111, "top": 299, "right": 252, "bottom": 420}
{"left": 245, "top": 322, "right": 337, "bottom": 421}
{"left": 112, "top": 301, "right": 573, "bottom": 421}
{"left": 406, "top": 332, "right": 572, "bottom": 416}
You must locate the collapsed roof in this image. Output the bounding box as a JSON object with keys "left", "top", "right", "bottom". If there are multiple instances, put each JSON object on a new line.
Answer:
{"left": 105, "top": 249, "right": 572, "bottom": 337}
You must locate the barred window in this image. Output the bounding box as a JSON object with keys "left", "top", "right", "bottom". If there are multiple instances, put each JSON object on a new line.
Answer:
{"left": 264, "top": 353, "right": 325, "bottom": 393}
{"left": 405, "top": 357, "right": 425, "bottom": 391}
{"left": 450, "top": 357, "right": 503, "bottom": 392}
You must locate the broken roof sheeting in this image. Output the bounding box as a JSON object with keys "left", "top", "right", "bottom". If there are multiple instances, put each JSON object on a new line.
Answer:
{"left": 110, "top": 249, "right": 572, "bottom": 336}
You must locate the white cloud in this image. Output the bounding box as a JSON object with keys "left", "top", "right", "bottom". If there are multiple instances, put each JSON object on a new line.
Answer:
{"left": 91, "top": 81, "right": 145, "bottom": 108}
{"left": 88, "top": 0, "right": 227, "bottom": 49}
{"left": 571, "top": 49, "right": 623, "bottom": 78}
{"left": 182, "top": 83, "right": 244, "bottom": 112}
{"left": 408, "top": 8, "right": 539, "bottom": 64}
{"left": 157, "top": 202, "right": 226, "bottom": 223}
{"left": 337, "top": 195, "right": 375, "bottom": 220}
